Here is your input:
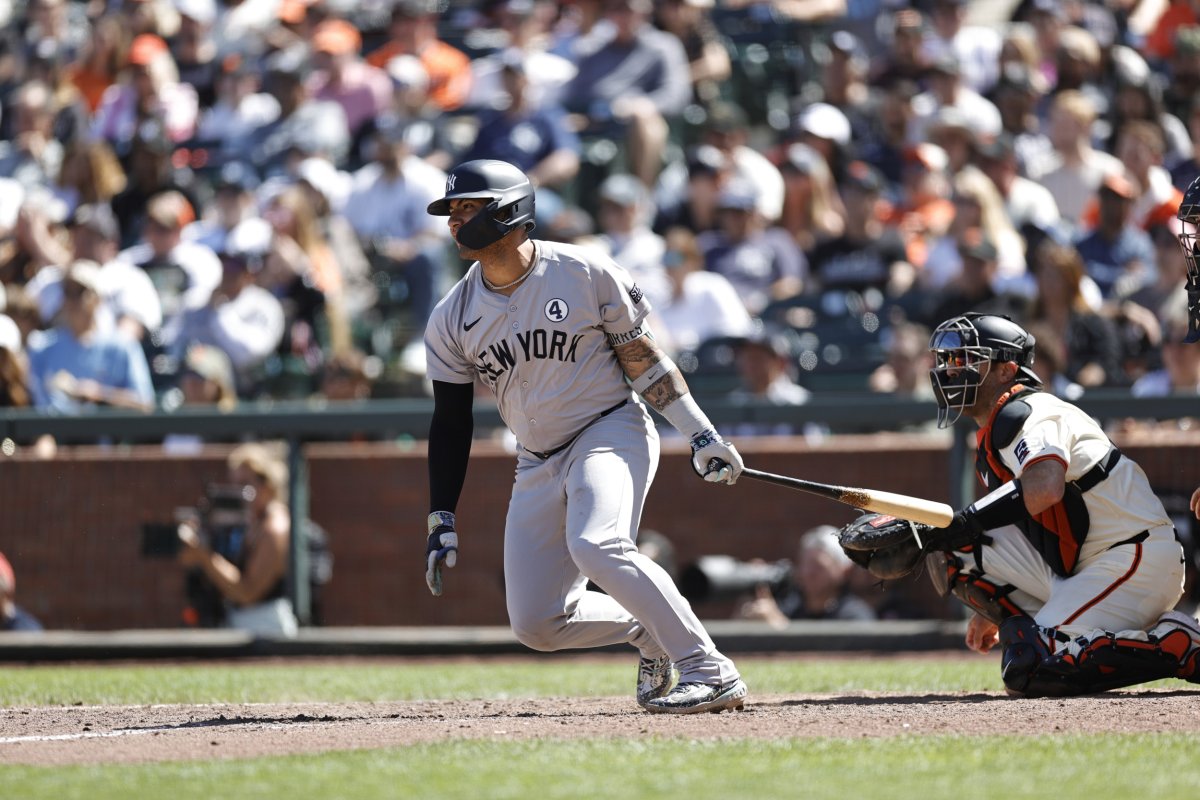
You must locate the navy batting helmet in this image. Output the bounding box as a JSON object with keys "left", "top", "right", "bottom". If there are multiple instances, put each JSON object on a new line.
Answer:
{"left": 427, "top": 159, "right": 535, "bottom": 250}
{"left": 928, "top": 313, "right": 1041, "bottom": 428}
{"left": 1175, "top": 175, "right": 1200, "bottom": 343}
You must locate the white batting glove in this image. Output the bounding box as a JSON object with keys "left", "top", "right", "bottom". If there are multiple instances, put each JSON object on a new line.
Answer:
{"left": 425, "top": 511, "right": 458, "bottom": 596}
{"left": 689, "top": 430, "right": 744, "bottom": 485}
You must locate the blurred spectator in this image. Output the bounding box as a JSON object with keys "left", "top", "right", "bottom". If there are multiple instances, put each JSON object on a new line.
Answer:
{"left": 194, "top": 54, "right": 279, "bottom": 147}
{"left": 988, "top": 61, "right": 1053, "bottom": 175}
{"left": 591, "top": 173, "right": 669, "bottom": 307}
{"left": 700, "top": 102, "right": 786, "bottom": 225}
{"left": 925, "top": 105, "right": 975, "bottom": 176}
{"left": 0, "top": 188, "right": 73, "bottom": 284}
{"left": 868, "top": 8, "right": 930, "bottom": 89}
{"left": 1025, "top": 320, "right": 1084, "bottom": 400}
{"left": 788, "top": 101, "right": 851, "bottom": 181}
{"left": 726, "top": 324, "right": 811, "bottom": 438}
{"left": 653, "top": 0, "right": 730, "bottom": 106}
{"left": 460, "top": 53, "right": 580, "bottom": 193}
{"left": 52, "top": 138, "right": 127, "bottom": 217}
{"left": 366, "top": 0, "right": 472, "bottom": 112}
{"left": 1073, "top": 171, "right": 1157, "bottom": 300}
{"left": 1131, "top": 304, "right": 1200, "bottom": 400}
{"left": 185, "top": 160, "right": 259, "bottom": 255}
{"left": 857, "top": 78, "right": 917, "bottom": 186}
{"left": 921, "top": 227, "right": 1027, "bottom": 327}
{"left": 653, "top": 226, "right": 752, "bottom": 355}
{"left": 26, "top": 202, "right": 163, "bottom": 345}
{"left": 908, "top": 53, "right": 1001, "bottom": 145}
{"left": 120, "top": 190, "right": 220, "bottom": 325}
{"left": 1128, "top": 220, "right": 1193, "bottom": 327}
{"left": 922, "top": 0, "right": 1001, "bottom": 94}
{"left": 109, "top": 120, "right": 200, "bottom": 248}
{"left": 91, "top": 33, "right": 198, "bottom": 151}
{"left": 26, "top": 260, "right": 155, "bottom": 412}
{"left": 0, "top": 81, "right": 64, "bottom": 190}
{"left": 260, "top": 184, "right": 351, "bottom": 360}
{"left": 165, "top": 217, "right": 285, "bottom": 392}
{"left": 373, "top": 54, "right": 453, "bottom": 168}
{"left": 0, "top": 313, "right": 32, "bottom": 408}
{"left": 308, "top": 18, "right": 392, "bottom": 140}
{"left": 242, "top": 47, "right": 350, "bottom": 179}
{"left": 318, "top": 347, "right": 375, "bottom": 401}
{"left": 884, "top": 143, "right": 954, "bottom": 271}
{"left": 652, "top": 143, "right": 731, "bottom": 235}
{"left": 68, "top": 13, "right": 129, "bottom": 114}
{"left": 1145, "top": 0, "right": 1197, "bottom": 63}
{"left": 1028, "top": 90, "right": 1124, "bottom": 228}
{"left": 867, "top": 320, "right": 934, "bottom": 400}
{"left": 1027, "top": 240, "right": 1123, "bottom": 388}
{"left": 23, "top": 0, "right": 88, "bottom": 66}
{"left": 342, "top": 115, "right": 446, "bottom": 371}
{"left": 699, "top": 181, "right": 806, "bottom": 315}
{"left": 465, "top": 0, "right": 577, "bottom": 112}
{"left": 1164, "top": 26, "right": 1200, "bottom": 126}
{"left": 976, "top": 132, "right": 1061, "bottom": 238}
{"left": 815, "top": 31, "right": 870, "bottom": 140}
{"left": 922, "top": 166, "right": 1028, "bottom": 296}
{"left": 175, "top": 341, "right": 237, "bottom": 411}
{"left": 1106, "top": 46, "right": 1192, "bottom": 171}
{"left": 562, "top": 0, "right": 691, "bottom": 186}
{"left": 1170, "top": 91, "right": 1200, "bottom": 192}
{"left": 736, "top": 525, "right": 876, "bottom": 627}
{"left": 1109, "top": 120, "right": 1185, "bottom": 231}
{"left": 777, "top": 142, "right": 844, "bottom": 254}
{"left": 807, "top": 160, "right": 909, "bottom": 294}
{"left": 0, "top": 551, "right": 43, "bottom": 632}
{"left": 176, "top": 442, "right": 298, "bottom": 637}
{"left": 171, "top": 0, "right": 221, "bottom": 109}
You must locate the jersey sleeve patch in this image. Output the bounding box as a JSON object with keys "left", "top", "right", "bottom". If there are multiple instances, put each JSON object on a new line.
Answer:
{"left": 628, "top": 284, "right": 644, "bottom": 305}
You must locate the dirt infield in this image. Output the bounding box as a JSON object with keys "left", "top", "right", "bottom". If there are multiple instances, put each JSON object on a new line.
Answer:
{"left": 4, "top": 688, "right": 1200, "bottom": 766}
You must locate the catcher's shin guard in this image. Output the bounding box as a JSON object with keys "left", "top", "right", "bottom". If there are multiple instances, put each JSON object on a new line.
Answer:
{"left": 930, "top": 552, "right": 1025, "bottom": 625}
{"left": 998, "top": 616, "right": 1192, "bottom": 698}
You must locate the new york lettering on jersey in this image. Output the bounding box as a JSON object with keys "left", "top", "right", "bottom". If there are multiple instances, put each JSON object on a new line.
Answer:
{"left": 474, "top": 328, "right": 586, "bottom": 383}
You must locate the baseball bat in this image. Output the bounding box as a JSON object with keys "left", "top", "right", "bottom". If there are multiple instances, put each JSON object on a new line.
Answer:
{"left": 740, "top": 467, "right": 955, "bottom": 527}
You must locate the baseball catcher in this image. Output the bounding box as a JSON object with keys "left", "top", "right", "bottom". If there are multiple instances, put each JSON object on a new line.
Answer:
{"left": 1175, "top": 175, "right": 1200, "bottom": 343}
{"left": 839, "top": 313, "right": 1200, "bottom": 698}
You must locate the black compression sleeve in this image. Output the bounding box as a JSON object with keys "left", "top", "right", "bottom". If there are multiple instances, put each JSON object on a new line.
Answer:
{"left": 428, "top": 380, "right": 475, "bottom": 513}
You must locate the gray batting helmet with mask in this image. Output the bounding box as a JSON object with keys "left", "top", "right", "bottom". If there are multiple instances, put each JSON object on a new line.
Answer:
{"left": 928, "top": 313, "right": 1041, "bottom": 428}
{"left": 426, "top": 159, "right": 535, "bottom": 250}
{"left": 1173, "top": 175, "right": 1200, "bottom": 343}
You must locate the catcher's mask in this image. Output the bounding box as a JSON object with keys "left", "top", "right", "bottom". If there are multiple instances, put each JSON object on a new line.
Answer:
{"left": 928, "top": 313, "right": 1041, "bottom": 428}
{"left": 1174, "top": 175, "right": 1200, "bottom": 343}
{"left": 427, "top": 159, "right": 535, "bottom": 250}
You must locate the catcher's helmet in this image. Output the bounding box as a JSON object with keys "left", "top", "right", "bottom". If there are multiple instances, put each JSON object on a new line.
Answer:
{"left": 1175, "top": 175, "right": 1200, "bottom": 343}
{"left": 426, "top": 159, "right": 535, "bottom": 250}
{"left": 928, "top": 313, "right": 1041, "bottom": 428}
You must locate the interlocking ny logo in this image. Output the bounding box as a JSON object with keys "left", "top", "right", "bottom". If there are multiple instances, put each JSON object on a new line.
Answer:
{"left": 446, "top": 174, "right": 457, "bottom": 192}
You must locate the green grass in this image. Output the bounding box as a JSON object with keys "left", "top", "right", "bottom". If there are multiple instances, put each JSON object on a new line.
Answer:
{"left": 3, "top": 658, "right": 1197, "bottom": 799}
{"left": 0, "top": 656, "right": 1005, "bottom": 706}
{"left": 4, "top": 735, "right": 1200, "bottom": 800}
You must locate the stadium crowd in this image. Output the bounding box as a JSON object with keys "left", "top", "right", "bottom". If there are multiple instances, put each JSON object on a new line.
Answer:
{"left": 0, "top": 0, "right": 1197, "bottom": 427}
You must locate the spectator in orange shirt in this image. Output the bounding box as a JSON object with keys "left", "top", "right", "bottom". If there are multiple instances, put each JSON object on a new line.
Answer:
{"left": 308, "top": 19, "right": 393, "bottom": 138}
{"left": 884, "top": 143, "right": 955, "bottom": 271}
{"left": 1146, "top": 0, "right": 1198, "bottom": 62}
{"left": 366, "top": 0, "right": 471, "bottom": 111}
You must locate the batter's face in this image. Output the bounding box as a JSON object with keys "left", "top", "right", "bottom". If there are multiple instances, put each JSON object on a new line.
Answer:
{"left": 446, "top": 197, "right": 490, "bottom": 257}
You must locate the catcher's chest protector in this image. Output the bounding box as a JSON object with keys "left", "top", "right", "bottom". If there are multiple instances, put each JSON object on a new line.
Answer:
{"left": 976, "top": 386, "right": 1090, "bottom": 577}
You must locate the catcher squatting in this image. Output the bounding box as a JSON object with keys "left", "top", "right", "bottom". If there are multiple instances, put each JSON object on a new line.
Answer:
{"left": 840, "top": 310, "right": 1200, "bottom": 697}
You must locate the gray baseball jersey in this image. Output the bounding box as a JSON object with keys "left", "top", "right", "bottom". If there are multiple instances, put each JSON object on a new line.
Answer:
{"left": 424, "top": 240, "right": 647, "bottom": 453}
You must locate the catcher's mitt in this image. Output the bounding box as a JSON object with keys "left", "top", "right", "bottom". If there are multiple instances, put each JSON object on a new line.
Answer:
{"left": 837, "top": 512, "right": 933, "bottom": 580}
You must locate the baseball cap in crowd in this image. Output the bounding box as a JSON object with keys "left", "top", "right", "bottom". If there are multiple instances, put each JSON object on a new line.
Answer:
{"left": 215, "top": 161, "right": 261, "bottom": 194}
{"left": 794, "top": 102, "right": 851, "bottom": 147}
{"left": 312, "top": 19, "right": 362, "bottom": 56}
{"left": 1058, "top": 26, "right": 1101, "bottom": 67}
{"left": 994, "top": 63, "right": 1048, "bottom": 96}
{"left": 784, "top": 142, "right": 822, "bottom": 175}
{"left": 929, "top": 53, "right": 961, "bottom": 78}
{"left": 70, "top": 203, "right": 120, "bottom": 242}
{"left": 64, "top": 260, "right": 105, "bottom": 295}
{"left": 734, "top": 324, "right": 795, "bottom": 359}
{"left": 599, "top": 173, "right": 648, "bottom": 208}
{"left": 842, "top": 160, "right": 884, "bottom": 194}
{"left": 146, "top": 193, "right": 196, "bottom": 231}
{"left": 685, "top": 144, "right": 726, "bottom": 177}
{"left": 716, "top": 180, "right": 759, "bottom": 211}
{"left": 183, "top": 343, "right": 235, "bottom": 392}
{"left": 175, "top": 0, "right": 217, "bottom": 26}
{"left": 128, "top": 34, "right": 169, "bottom": 66}
{"left": 222, "top": 217, "right": 273, "bottom": 268}
{"left": 1100, "top": 171, "right": 1139, "bottom": 200}
{"left": 265, "top": 46, "right": 310, "bottom": 80}
{"left": 0, "top": 314, "right": 20, "bottom": 353}
{"left": 827, "top": 30, "right": 860, "bottom": 57}
{"left": 386, "top": 54, "right": 430, "bottom": 90}
{"left": 976, "top": 132, "right": 1016, "bottom": 163}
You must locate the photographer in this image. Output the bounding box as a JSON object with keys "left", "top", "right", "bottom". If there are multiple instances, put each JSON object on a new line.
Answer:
{"left": 736, "top": 526, "right": 878, "bottom": 628}
{"left": 177, "top": 443, "right": 298, "bottom": 637}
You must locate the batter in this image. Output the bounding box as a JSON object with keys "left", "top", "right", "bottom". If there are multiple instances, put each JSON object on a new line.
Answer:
{"left": 421, "top": 159, "right": 747, "bottom": 714}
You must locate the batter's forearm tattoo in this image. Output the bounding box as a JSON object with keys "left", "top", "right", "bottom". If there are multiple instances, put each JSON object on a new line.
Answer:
{"left": 615, "top": 338, "right": 688, "bottom": 412}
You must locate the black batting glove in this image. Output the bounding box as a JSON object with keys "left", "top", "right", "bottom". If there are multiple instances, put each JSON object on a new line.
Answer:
{"left": 425, "top": 511, "right": 458, "bottom": 596}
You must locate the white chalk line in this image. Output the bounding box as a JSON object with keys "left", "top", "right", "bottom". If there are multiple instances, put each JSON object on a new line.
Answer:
{"left": 0, "top": 718, "right": 327, "bottom": 745}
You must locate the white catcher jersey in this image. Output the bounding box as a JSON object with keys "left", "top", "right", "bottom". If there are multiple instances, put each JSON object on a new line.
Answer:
{"left": 989, "top": 391, "right": 1172, "bottom": 561}
{"left": 424, "top": 240, "right": 649, "bottom": 453}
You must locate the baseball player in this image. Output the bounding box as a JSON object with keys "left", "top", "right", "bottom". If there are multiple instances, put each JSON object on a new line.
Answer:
{"left": 1174, "top": 175, "right": 1200, "bottom": 344}
{"left": 919, "top": 313, "right": 1200, "bottom": 696}
{"left": 421, "top": 159, "right": 747, "bottom": 714}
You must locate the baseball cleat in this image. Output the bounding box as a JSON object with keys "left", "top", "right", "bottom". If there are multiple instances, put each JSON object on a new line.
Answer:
{"left": 636, "top": 654, "right": 676, "bottom": 708}
{"left": 642, "top": 678, "right": 747, "bottom": 714}
{"left": 1152, "top": 610, "right": 1200, "bottom": 681}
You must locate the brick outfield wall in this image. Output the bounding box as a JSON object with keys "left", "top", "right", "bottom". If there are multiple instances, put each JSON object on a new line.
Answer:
{"left": 1, "top": 431, "right": 1197, "bottom": 631}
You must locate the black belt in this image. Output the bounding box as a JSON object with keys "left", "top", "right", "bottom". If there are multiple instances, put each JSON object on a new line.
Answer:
{"left": 526, "top": 399, "right": 629, "bottom": 460}
{"left": 1072, "top": 447, "right": 1122, "bottom": 493}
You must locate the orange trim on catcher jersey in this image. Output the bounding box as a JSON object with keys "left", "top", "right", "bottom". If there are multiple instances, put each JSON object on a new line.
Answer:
{"left": 1062, "top": 540, "right": 1143, "bottom": 625}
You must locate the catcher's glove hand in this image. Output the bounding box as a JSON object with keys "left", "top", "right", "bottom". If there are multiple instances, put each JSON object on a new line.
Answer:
{"left": 837, "top": 512, "right": 933, "bottom": 580}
